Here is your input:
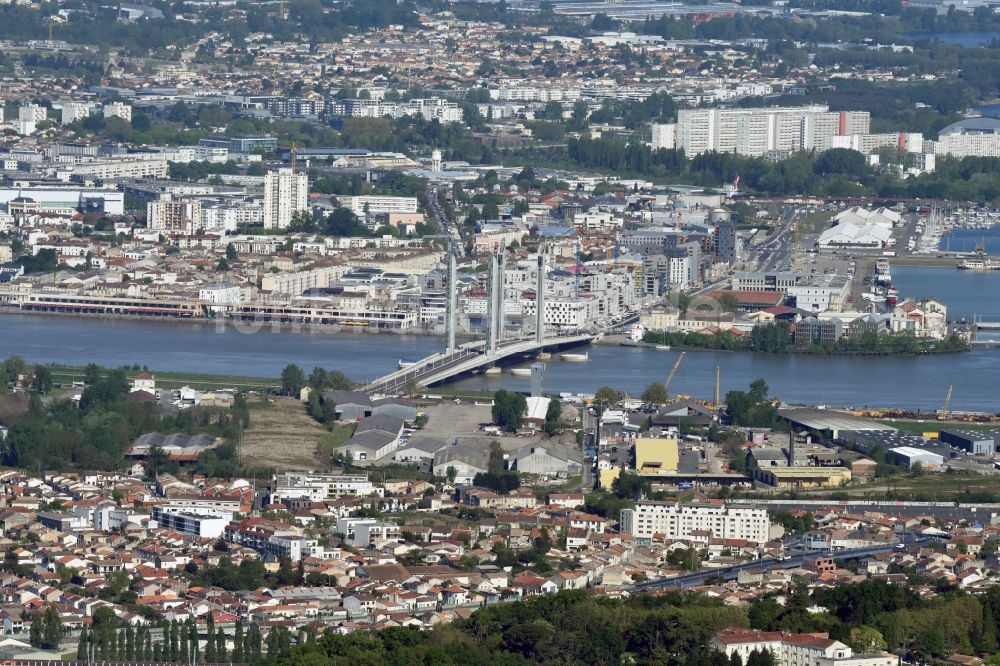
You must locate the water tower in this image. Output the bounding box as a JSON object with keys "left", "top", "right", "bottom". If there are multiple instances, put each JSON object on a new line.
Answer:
{"left": 431, "top": 149, "right": 442, "bottom": 173}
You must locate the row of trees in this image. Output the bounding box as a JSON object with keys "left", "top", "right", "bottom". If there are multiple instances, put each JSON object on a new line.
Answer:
{"left": 280, "top": 364, "right": 353, "bottom": 397}
{"left": 642, "top": 324, "right": 968, "bottom": 356}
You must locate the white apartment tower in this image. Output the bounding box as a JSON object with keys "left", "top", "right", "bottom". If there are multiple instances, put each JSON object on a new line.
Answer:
{"left": 263, "top": 167, "right": 308, "bottom": 229}
{"left": 620, "top": 502, "right": 771, "bottom": 542}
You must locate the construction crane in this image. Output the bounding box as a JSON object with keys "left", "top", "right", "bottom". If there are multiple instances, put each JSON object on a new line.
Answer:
{"left": 937, "top": 384, "right": 953, "bottom": 420}
{"left": 664, "top": 351, "right": 686, "bottom": 397}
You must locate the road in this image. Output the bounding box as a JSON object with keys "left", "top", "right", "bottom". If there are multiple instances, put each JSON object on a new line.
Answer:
{"left": 631, "top": 534, "right": 931, "bottom": 592}
{"left": 427, "top": 183, "right": 464, "bottom": 255}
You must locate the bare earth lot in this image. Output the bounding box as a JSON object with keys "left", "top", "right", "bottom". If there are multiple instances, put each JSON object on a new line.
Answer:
{"left": 242, "top": 397, "right": 329, "bottom": 470}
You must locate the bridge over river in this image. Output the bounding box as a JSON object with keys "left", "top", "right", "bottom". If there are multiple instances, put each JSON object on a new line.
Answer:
{"left": 363, "top": 333, "right": 595, "bottom": 394}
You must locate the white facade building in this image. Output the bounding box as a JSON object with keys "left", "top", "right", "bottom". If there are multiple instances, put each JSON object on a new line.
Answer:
{"left": 620, "top": 502, "right": 771, "bottom": 542}
{"left": 199, "top": 283, "right": 243, "bottom": 307}
{"left": 19, "top": 103, "right": 47, "bottom": 123}
{"left": 651, "top": 123, "right": 677, "bottom": 150}
{"left": 263, "top": 168, "right": 308, "bottom": 229}
{"left": 674, "top": 106, "right": 870, "bottom": 157}
{"left": 103, "top": 102, "right": 132, "bottom": 123}
{"left": 711, "top": 628, "right": 897, "bottom": 666}
{"left": 60, "top": 102, "right": 97, "bottom": 125}
{"left": 152, "top": 505, "right": 232, "bottom": 539}
{"left": 338, "top": 195, "right": 418, "bottom": 217}
{"left": 271, "top": 472, "right": 378, "bottom": 501}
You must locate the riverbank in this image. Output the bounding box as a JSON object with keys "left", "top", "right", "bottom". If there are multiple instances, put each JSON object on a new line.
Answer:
{"left": 45, "top": 363, "right": 281, "bottom": 392}
{"left": 0, "top": 307, "right": 460, "bottom": 339}
{"left": 640, "top": 328, "right": 970, "bottom": 357}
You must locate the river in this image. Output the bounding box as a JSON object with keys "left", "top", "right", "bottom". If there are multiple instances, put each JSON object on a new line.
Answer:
{"left": 1, "top": 268, "right": 997, "bottom": 413}
{"left": 940, "top": 224, "right": 1000, "bottom": 257}
{"left": 904, "top": 30, "right": 1000, "bottom": 46}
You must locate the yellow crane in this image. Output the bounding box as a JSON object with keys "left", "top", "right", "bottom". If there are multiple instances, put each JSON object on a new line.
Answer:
{"left": 937, "top": 384, "right": 953, "bottom": 420}
{"left": 664, "top": 351, "right": 686, "bottom": 399}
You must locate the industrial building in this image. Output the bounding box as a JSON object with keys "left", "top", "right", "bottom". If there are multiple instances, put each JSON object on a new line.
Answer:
{"left": 754, "top": 466, "right": 852, "bottom": 488}
{"left": 888, "top": 446, "right": 944, "bottom": 470}
{"left": 938, "top": 429, "right": 1000, "bottom": 455}
{"left": 777, "top": 408, "right": 896, "bottom": 440}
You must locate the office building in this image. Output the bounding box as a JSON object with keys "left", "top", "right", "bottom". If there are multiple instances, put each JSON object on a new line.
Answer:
{"left": 620, "top": 502, "right": 771, "bottom": 542}
{"left": 263, "top": 168, "right": 308, "bottom": 229}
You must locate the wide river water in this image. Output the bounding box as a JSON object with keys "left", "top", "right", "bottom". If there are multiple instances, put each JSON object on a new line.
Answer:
{"left": 1, "top": 267, "right": 998, "bottom": 412}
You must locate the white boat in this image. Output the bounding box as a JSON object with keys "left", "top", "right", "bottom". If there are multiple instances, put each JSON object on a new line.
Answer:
{"left": 398, "top": 360, "right": 416, "bottom": 369}
{"left": 655, "top": 345, "right": 671, "bottom": 350}
{"left": 484, "top": 367, "right": 502, "bottom": 375}
{"left": 560, "top": 352, "right": 589, "bottom": 363}
{"left": 510, "top": 368, "right": 533, "bottom": 377}
{"left": 536, "top": 352, "right": 552, "bottom": 361}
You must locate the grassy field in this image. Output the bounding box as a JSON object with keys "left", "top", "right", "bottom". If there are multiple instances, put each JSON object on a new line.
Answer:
{"left": 45, "top": 364, "right": 280, "bottom": 392}
{"left": 241, "top": 397, "right": 330, "bottom": 470}
{"left": 799, "top": 212, "right": 833, "bottom": 235}
{"left": 880, "top": 419, "right": 1000, "bottom": 435}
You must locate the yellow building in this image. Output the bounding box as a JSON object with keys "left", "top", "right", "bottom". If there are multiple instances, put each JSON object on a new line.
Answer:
{"left": 635, "top": 437, "right": 679, "bottom": 475}
{"left": 755, "top": 466, "right": 851, "bottom": 488}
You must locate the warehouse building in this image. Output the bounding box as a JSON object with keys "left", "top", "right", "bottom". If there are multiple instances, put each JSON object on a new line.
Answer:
{"left": 938, "top": 429, "right": 1000, "bottom": 455}
{"left": 888, "top": 446, "right": 944, "bottom": 470}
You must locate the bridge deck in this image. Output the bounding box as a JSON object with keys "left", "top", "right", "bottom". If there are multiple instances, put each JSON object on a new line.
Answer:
{"left": 364, "top": 334, "right": 594, "bottom": 394}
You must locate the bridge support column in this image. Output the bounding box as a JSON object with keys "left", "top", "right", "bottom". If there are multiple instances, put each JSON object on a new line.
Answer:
{"left": 446, "top": 253, "right": 457, "bottom": 352}
{"left": 487, "top": 252, "right": 504, "bottom": 355}
{"left": 535, "top": 253, "right": 545, "bottom": 344}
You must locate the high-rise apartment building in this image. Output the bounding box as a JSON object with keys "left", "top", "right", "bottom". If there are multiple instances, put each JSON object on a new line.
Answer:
{"left": 263, "top": 168, "right": 308, "bottom": 229}
{"left": 661, "top": 106, "right": 870, "bottom": 157}
{"left": 146, "top": 195, "right": 203, "bottom": 234}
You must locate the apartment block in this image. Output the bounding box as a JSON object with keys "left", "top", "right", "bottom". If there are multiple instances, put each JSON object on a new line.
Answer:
{"left": 672, "top": 106, "right": 869, "bottom": 157}
{"left": 270, "top": 472, "right": 379, "bottom": 502}
{"left": 147, "top": 196, "right": 203, "bottom": 234}
{"left": 829, "top": 132, "right": 922, "bottom": 155}
{"left": 620, "top": 502, "right": 771, "bottom": 542}
{"left": 263, "top": 168, "right": 308, "bottom": 229}
{"left": 152, "top": 505, "right": 232, "bottom": 538}
{"left": 338, "top": 195, "right": 418, "bottom": 217}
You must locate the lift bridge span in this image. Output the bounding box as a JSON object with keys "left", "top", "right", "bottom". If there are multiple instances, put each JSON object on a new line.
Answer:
{"left": 363, "top": 333, "right": 595, "bottom": 395}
